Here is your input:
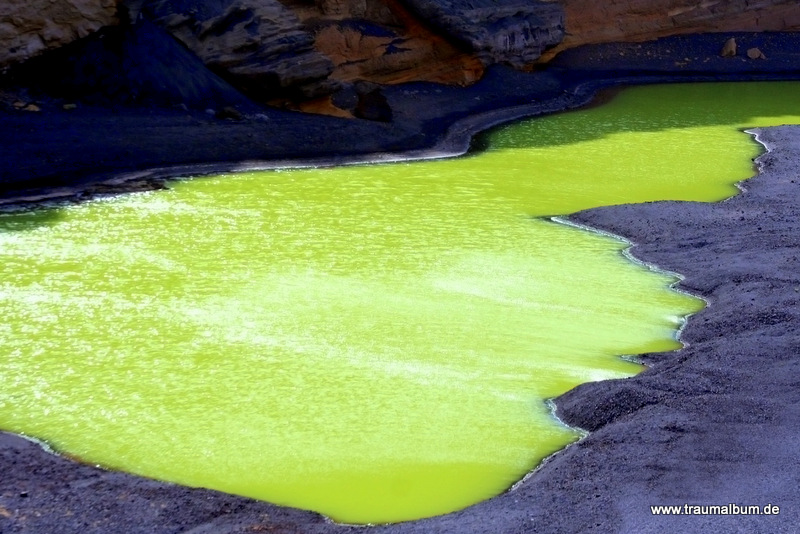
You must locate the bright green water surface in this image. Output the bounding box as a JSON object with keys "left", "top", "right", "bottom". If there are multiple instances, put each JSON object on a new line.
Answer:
{"left": 1, "top": 82, "right": 799, "bottom": 523}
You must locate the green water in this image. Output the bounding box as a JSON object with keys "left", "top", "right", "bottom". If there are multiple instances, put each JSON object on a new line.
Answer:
{"left": 1, "top": 82, "right": 798, "bottom": 524}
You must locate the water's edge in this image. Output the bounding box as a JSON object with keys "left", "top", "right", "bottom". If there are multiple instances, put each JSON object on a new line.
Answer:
{"left": 3, "top": 70, "right": 800, "bottom": 209}
{"left": 2, "top": 56, "right": 800, "bottom": 530}
{"left": 3, "top": 124, "right": 796, "bottom": 533}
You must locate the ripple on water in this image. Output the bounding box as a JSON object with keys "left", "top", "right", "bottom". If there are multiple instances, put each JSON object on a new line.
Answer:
{"left": 1, "top": 82, "right": 799, "bottom": 523}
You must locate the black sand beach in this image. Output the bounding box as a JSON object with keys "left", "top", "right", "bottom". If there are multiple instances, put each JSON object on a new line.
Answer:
{"left": 1, "top": 32, "right": 800, "bottom": 533}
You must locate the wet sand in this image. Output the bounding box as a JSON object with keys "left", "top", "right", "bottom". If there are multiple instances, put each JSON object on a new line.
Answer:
{"left": 1, "top": 32, "right": 800, "bottom": 533}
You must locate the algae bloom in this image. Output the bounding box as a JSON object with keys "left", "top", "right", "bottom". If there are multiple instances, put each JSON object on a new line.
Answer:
{"left": 0, "top": 82, "right": 798, "bottom": 523}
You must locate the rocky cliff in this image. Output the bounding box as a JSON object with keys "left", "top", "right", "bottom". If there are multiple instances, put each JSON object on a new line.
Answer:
{"left": 0, "top": 0, "right": 118, "bottom": 68}
{"left": 2, "top": 0, "right": 800, "bottom": 112}
{"left": 400, "top": 0, "right": 563, "bottom": 67}
{"left": 139, "top": 0, "right": 337, "bottom": 99}
{"left": 1, "top": 0, "right": 562, "bottom": 92}
{"left": 302, "top": 0, "right": 487, "bottom": 87}
{"left": 543, "top": 0, "right": 800, "bottom": 60}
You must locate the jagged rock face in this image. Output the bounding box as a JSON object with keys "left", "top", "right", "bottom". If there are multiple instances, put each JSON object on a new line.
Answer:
{"left": 10, "top": 18, "right": 259, "bottom": 111}
{"left": 0, "top": 0, "right": 118, "bottom": 68}
{"left": 399, "top": 0, "right": 564, "bottom": 67}
{"left": 139, "top": 0, "right": 336, "bottom": 99}
{"left": 4, "top": 0, "right": 799, "bottom": 116}
{"left": 305, "top": 0, "right": 485, "bottom": 86}
{"left": 543, "top": 0, "right": 800, "bottom": 60}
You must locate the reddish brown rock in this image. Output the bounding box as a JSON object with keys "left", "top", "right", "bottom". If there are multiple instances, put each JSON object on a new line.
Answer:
{"left": 541, "top": 0, "right": 800, "bottom": 61}
{"left": 309, "top": 0, "right": 485, "bottom": 86}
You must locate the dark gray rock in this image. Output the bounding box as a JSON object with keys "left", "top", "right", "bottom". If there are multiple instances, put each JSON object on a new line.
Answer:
{"left": 353, "top": 85, "right": 393, "bottom": 122}
{"left": 331, "top": 82, "right": 359, "bottom": 112}
{"left": 399, "top": 0, "right": 564, "bottom": 67}
{"left": 5, "top": 18, "right": 257, "bottom": 112}
{"left": 140, "top": 0, "right": 337, "bottom": 100}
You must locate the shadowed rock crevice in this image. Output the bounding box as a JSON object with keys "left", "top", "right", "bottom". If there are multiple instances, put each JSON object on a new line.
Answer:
{"left": 3, "top": 17, "right": 258, "bottom": 111}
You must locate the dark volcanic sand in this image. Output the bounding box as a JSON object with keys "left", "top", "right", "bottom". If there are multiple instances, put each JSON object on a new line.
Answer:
{"left": 2, "top": 32, "right": 800, "bottom": 533}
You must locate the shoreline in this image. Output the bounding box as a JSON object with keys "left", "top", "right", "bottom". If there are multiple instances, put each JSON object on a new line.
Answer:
{"left": 0, "top": 73, "right": 786, "bottom": 209}
{"left": 4, "top": 31, "right": 800, "bottom": 207}
{"left": 0, "top": 81, "right": 613, "bottom": 208}
{"left": 2, "top": 32, "right": 800, "bottom": 533}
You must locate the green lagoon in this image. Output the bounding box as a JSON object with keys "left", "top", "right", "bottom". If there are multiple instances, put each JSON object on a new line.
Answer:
{"left": 1, "top": 82, "right": 799, "bottom": 523}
